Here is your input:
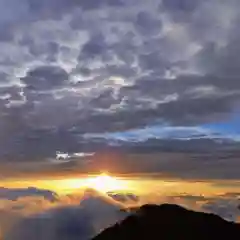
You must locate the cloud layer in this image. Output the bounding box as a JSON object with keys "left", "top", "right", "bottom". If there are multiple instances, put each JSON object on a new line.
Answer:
{"left": 1, "top": 0, "right": 240, "bottom": 159}
{"left": 1, "top": 186, "right": 239, "bottom": 240}
{"left": 1, "top": 187, "right": 126, "bottom": 240}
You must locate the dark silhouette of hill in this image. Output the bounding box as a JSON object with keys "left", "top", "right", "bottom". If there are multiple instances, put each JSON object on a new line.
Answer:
{"left": 93, "top": 204, "right": 240, "bottom": 240}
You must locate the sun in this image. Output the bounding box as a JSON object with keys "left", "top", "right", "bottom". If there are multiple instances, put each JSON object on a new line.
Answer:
{"left": 53, "top": 172, "right": 129, "bottom": 193}
{"left": 83, "top": 173, "right": 127, "bottom": 193}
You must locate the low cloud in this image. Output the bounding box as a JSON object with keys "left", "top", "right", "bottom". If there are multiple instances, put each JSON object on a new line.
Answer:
{"left": 1, "top": 187, "right": 126, "bottom": 240}
{"left": 0, "top": 187, "right": 59, "bottom": 202}
{"left": 1, "top": 185, "right": 240, "bottom": 240}
{"left": 169, "top": 193, "right": 240, "bottom": 222}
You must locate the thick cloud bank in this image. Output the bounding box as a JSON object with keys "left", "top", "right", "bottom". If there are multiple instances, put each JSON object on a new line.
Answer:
{"left": 0, "top": 186, "right": 239, "bottom": 240}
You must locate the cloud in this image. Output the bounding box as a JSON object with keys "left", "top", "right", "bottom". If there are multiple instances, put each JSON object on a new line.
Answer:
{"left": 148, "top": 192, "right": 240, "bottom": 222}
{"left": 107, "top": 192, "right": 140, "bottom": 204}
{"left": 0, "top": 0, "right": 240, "bottom": 160}
{"left": 3, "top": 188, "right": 126, "bottom": 240}
{"left": 0, "top": 187, "right": 59, "bottom": 202}
{"left": 202, "top": 199, "right": 240, "bottom": 222}
{"left": 21, "top": 66, "right": 69, "bottom": 91}
{"left": 174, "top": 193, "right": 240, "bottom": 222}
{"left": 4, "top": 207, "right": 95, "bottom": 240}
{"left": 1, "top": 186, "right": 240, "bottom": 240}
{"left": 161, "top": 0, "right": 202, "bottom": 13}
{"left": 84, "top": 125, "right": 224, "bottom": 142}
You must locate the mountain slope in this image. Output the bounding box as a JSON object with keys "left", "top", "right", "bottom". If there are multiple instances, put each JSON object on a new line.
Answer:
{"left": 93, "top": 204, "right": 240, "bottom": 240}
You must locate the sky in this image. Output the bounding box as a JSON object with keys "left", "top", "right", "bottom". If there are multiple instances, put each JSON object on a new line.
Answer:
{"left": 0, "top": 0, "right": 240, "bottom": 239}
{"left": 1, "top": 0, "right": 240, "bottom": 161}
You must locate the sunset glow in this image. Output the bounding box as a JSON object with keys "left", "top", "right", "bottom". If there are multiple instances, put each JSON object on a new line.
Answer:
{"left": 82, "top": 173, "right": 128, "bottom": 193}
{"left": 2, "top": 0, "right": 240, "bottom": 238}
{"left": 51, "top": 173, "right": 130, "bottom": 193}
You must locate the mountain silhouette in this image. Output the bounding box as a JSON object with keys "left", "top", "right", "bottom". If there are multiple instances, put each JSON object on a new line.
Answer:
{"left": 93, "top": 204, "right": 240, "bottom": 240}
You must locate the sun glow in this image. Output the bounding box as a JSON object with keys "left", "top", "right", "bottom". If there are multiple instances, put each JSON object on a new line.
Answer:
{"left": 83, "top": 173, "right": 127, "bottom": 193}
{"left": 55, "top": 173, "right": 129, "bottom": 193}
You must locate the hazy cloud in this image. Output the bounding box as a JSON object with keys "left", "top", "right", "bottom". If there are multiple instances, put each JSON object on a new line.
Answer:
{"left": 3, "top": 188, "right": 126, "bottom": 240}
{"left": 0, "top": 187, "right": 59, "bottom": 202}
{"left": 2, "top": 187, "right": 240, "bottom": 239}
{"left": 1, "top": 186, "right": 240, "bottom": 239}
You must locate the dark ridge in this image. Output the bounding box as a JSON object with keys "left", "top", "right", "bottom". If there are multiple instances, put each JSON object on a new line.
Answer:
{"left": 93, "top": 204, "right": 240, "bottom": 240}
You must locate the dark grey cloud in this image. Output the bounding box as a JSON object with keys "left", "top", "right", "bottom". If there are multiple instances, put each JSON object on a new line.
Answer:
{"left": 0, "top": 127, "right": 81, "bottom": 161}
{"left": 74, "top": 0, "right": 124, "bottom": 11}
{"left": 79, "top": 32, "right": 110, "bottom": 62}
{"left": 135, "top": 11, "right": 162, "bottom": 36}
{"left": 19, "top": 36, "right": 60, "bottom": 62}
{"left": 86, "top": 149, "right": 240, "bottom": 179}
{"left": 0, "top": 0, "right": 124, "bottom": 37}
{"left": 196, "top": 34, "right": 240, "bottom": 78}
{"left": 26, "top": 0, "right": 83, "bottom": 19}
{"left": 0, "top": 0, "right": 240, "bottom": 161}
{"left": 161, "top": 0, "right": 202, "bottom": 13}
{"left": 21, "top": 66, "right": 69, "bottom": 91}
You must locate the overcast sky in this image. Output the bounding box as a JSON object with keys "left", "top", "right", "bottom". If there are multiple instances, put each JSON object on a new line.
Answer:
{"left": 1, "top": 0, "right": 240, "bottom": 162}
